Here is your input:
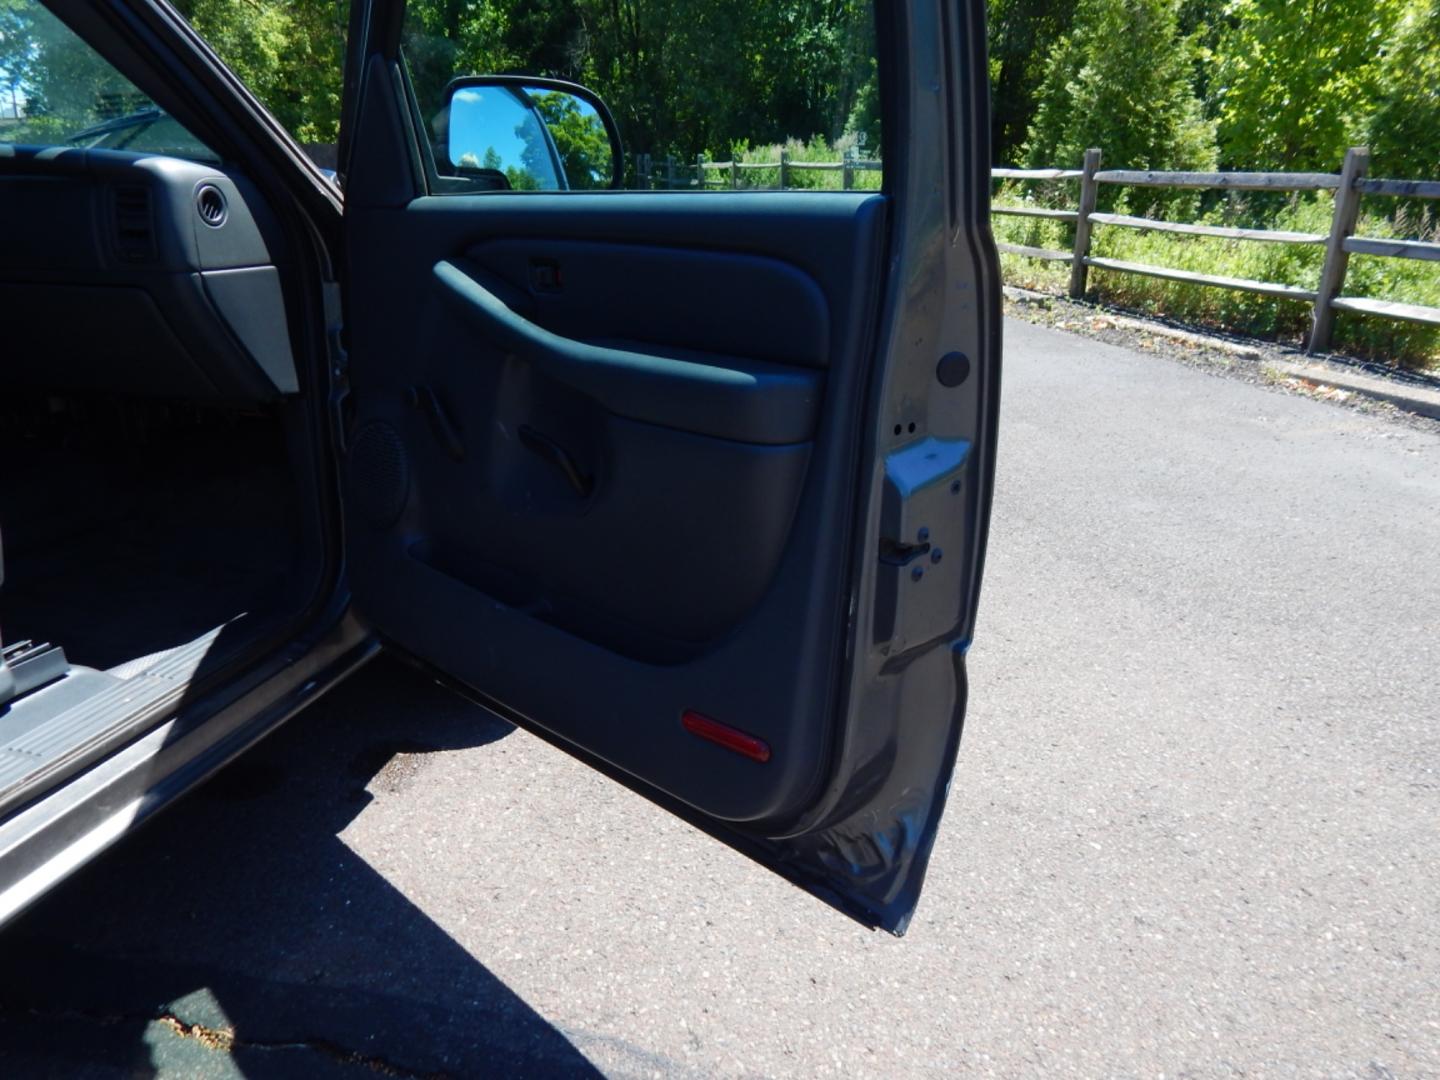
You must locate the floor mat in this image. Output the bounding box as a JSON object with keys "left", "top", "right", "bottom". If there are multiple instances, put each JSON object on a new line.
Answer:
{"left": 0, "top": 413, "right": 299, "bottom": 671}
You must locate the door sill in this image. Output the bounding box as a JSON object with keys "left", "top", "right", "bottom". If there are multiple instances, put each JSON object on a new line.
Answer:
{"left": 0, "top": 615, "right": 274, "bottom": 818}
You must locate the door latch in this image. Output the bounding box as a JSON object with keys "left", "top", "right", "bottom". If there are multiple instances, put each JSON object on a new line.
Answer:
{"left": 878, "top": 535, "right": 931, "bottom": 566}
{"left": 874, "top": 437, "right": 971, "bottom": 649}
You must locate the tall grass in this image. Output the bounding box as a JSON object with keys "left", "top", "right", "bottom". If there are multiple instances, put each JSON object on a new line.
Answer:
{"left": 994, "top": 183, "right": 1440, "bottom": 369}
{"left": 706, "top": 135, "right": 883, "bottom": 191}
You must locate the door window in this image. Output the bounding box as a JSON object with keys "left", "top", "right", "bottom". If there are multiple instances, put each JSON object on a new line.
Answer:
{"left": 401, "top": 0, "right": 883, "bottom": 193}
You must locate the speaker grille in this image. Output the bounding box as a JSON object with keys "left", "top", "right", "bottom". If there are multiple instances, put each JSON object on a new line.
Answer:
{"left": 347, "top": 421, "right": 409, "bottom": 527}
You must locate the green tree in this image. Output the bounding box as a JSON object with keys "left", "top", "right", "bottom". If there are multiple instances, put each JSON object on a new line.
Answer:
{"left": 1364, "top": 0, "right": 1440, "bottom": 180}
{"left": 564, "top": 0, "right": 871, "bottom": 160}
{"left": 843, "top": 56, "right": 879, "bottom": 154}
{"left": 403, "top": 0, "right": 519, "bottom": 125}
{"left": 0, "top": 0, "right": 38, "bottom": 120}
{"left": 529, "top": 89, "right": 613, "bottom": 188}
{"left": 987, "top": 0, "right": 1076, "bottom": 165}
{"left": 1023, "top": 0, "right": 1215, "bottom": 206}
{"left": 177, "top": 0, "right": 347, "bottom": 144}
{"left": 4, "top": 0, "right": 142, "bottom": 140}
{"left": 1174, "top": 0, "right": 1230, "bottom": 106}
{"left": 1210, "top": 0, "right": 1404, "bottom": 171}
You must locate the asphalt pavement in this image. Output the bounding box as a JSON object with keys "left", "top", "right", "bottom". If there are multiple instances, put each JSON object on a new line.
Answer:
{"left": 2, "top": 317, "right": 1438, "bottom": 1078}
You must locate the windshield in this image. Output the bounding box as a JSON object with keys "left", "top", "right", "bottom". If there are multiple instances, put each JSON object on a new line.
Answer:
{"left": 63, "top": 109, "right": 219, "bottom": 162}
{"left": 0, "top": 1, "right": 218, "bottom": 164}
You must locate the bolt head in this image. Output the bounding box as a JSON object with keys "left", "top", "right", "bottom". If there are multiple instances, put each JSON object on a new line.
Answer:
{"left": 911, "top": 565, "right": 925, "bottom": 582}
{"left": 917, "top": 526, "right": 930, "bottom": 542}
{"left": 930, "top": 547, "right": 943, "bottom": 564}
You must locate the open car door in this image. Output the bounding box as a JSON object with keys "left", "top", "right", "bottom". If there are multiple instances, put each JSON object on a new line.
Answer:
{"left": 339, "top": 0, "right": 1000, "bottom": 934}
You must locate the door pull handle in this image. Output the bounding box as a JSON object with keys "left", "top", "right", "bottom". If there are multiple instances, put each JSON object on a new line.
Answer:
{"left": 518, "top": 425, "right": 594, "bottom": 498}
{"left": 407, "top": 385, "right": 466, "bottom": 462}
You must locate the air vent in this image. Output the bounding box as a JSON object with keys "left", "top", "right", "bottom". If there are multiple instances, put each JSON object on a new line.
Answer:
{"left": 195, "top": 183, "right": 227, "bottom": 227}
{"left": 112, "top": 185, "right": 155, "bottom": 263}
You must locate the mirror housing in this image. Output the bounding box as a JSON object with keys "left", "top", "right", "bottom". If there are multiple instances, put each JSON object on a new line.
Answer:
{"left": 439, "top": 76, "right": 624, "bottom": 191}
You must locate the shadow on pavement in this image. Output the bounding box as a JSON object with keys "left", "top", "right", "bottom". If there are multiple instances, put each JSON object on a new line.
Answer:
{"left": 0, "top": 656, "right": 600, "bottom": 1079}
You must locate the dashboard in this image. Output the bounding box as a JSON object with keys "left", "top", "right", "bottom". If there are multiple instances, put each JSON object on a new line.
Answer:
{"left": 0, "top": 145, "right": 298, "bottom": 401}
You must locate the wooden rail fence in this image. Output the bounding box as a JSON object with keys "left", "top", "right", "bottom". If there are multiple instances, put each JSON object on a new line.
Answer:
{"left": 993, "top": 147, "right": 1440, "bottom": 352}
{"left": 634, "top": 150, "right": 883, "bottom": 191}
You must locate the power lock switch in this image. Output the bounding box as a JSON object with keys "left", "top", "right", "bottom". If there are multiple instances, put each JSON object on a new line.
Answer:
{"left": 529, "top": 259, "right": 563, "bottom": 292}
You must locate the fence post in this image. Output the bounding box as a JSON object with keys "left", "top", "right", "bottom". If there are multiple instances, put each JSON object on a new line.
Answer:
{"left": 696, "top": 153, "right": 705, "bottom": 189}
{"left": 665, "top": 155, "right": 676, "bottom": 190}
{"left": 842, "top": 148, "right": 854, "bottom": 191}
{"left": 637, "top": 152, "right": 651, "bottom": 189}
{"left": 1308, "top": 146, "right": 1370, "bottom": 353}
{"left": 730, "top": 158, "right": 738, "bottom": 189}
{"left": 1068, "top": 148, "right": 1103, "bottom": 299}
{"left": 780, "top": 149, "right": 789, "bottom": 190}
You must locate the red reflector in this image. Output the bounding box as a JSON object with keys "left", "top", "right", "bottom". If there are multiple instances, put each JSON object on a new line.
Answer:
{"left": 681, "top": 710, "right": 771, "bottom": 763}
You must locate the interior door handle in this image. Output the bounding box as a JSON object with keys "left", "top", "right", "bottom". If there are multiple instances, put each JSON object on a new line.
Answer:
{"left": 518, "top": 424, "right": 594, "bottom": 498}
{"left": 408, "top": 384, "right": 465, "bottom": 461}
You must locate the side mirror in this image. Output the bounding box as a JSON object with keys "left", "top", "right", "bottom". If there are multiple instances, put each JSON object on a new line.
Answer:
{"left": 439, "top": 76, "right": 624, "bottom": 191}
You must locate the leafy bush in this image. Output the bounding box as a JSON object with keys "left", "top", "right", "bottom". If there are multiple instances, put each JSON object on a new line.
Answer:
{"left": 1023, "top": 0, "right": 1216, "bottom": 214}
{"left": 1212, "top": 0, "right": 1404, "bottom": 173}
{"left": 1365, "top": 1, "right": 1440, "bottom": 184}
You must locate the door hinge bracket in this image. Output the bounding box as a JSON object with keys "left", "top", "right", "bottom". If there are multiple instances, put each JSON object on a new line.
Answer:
{"left": 322, "top": 281, "right": 351, "bottom": 453}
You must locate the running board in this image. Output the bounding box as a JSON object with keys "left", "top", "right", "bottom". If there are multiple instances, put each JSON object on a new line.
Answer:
{"left": 0, "top": 624, "right": 233, "bottom": 806}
